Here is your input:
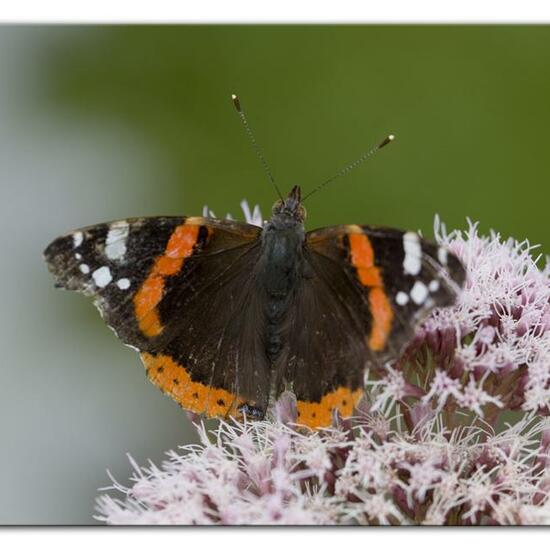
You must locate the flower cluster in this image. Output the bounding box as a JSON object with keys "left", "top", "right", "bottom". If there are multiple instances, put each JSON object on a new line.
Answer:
{"left": 96, "top": 411, "right": 550, "bottom": 525}
{"left": 96, "top": 210, "right": 550, "bottom": 525}
{"left": 369, "top": 217, "right": 550, "bottom": 423}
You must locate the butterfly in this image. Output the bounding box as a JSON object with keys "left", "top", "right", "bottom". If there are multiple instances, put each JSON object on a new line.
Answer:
{"left": 43, "top": 96, "right": 465, "bottom": 429}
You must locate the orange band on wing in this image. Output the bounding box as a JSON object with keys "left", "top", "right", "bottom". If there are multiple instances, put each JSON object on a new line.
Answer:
{"left": 347, "top": 226, "right": 394, "bottom": 351}
{"left": 134, "top": 276, "right": 164, "bottom": 337}
{"left": 296, "top": 387, "right": 363, "bottom": 429}
{"left": 368, "top": 287, "right": 393, "bottom": 351}
{"left": 133, "top": 222, "right": 202, "bottom": 338}
{"left": 141, "top": 352, "right": 243, "bottom": 418}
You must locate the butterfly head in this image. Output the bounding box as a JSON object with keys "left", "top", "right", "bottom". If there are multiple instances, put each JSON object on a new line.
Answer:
{"left": 271, "top": 185, "right": 307, "bottom": 226}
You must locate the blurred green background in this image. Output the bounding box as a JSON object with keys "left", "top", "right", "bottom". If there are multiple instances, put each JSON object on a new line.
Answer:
{"left": 1, "top": 26, "right": 549, "bottom": 524}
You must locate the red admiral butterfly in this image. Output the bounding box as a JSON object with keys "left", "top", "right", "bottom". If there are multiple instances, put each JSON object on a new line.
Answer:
{"left": 44, "top": 96, "right": 465, "bottom": 429}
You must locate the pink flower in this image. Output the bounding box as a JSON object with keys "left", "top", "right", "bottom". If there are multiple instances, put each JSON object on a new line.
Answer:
{"left": 95, "top": 414, "right": 550, "bottom": 525}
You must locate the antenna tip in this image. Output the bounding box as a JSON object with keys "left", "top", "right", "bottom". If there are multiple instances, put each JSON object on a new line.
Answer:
{"left": 231, "top": 93, "right": 241, "bottom": 112}
{"left": 379, "top": 134, "right": 395, "bottom": 148}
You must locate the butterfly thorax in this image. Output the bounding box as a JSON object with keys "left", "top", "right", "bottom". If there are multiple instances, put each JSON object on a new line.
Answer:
{"left": 261, "top": 221, "right": 305, "bottom": 294}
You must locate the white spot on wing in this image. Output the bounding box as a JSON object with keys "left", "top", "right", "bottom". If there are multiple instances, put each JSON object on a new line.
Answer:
{"left": 79, "top": 263, "right": 90, "bottom": 274}
{"left": 73, "top": 232, "right": 83, "bottom": 248}
{"left": 92, "top": 266, "right": 112, "bottom": 288}
{"left": 410, "top": 281, "right": 429, "bottom": 305}
{"left": 396, "top": 291, "right": 409, "bottom": 306}
{"left": 75, "top": 253, "right": 82, "bottom": 260}
{"left": 403, "top": 232, "right": 422, "bottom": 275}
{"left": 438, "top": 246, "right": 448, "bottom": 265}
{"left": 116, "top": 278, "right": 131, "bottom": 290}
{"left": 105, "top": 221, "right": 130, "bottom": 260}
{"left": 429, "top": 280, "right": 440, "bottom": 292}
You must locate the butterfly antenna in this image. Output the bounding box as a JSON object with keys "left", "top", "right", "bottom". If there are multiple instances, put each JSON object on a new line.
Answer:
{"left": 231, "top": 94, "right": 284, "bottom": 201}
{"left": 301, "top": 134, "right": 395, "bottom": 202}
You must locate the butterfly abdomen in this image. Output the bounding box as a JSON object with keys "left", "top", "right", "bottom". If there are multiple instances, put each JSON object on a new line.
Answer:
{"left": 260, "top": 223, "right": 306, "bottom": 361}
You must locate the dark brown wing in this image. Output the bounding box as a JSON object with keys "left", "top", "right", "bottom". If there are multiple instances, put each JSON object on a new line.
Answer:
{"left": 44, "top": 216, "right": 268, "bottom": 419}
{"left": 281, "top": 223, "right": 465, "bottom": 428}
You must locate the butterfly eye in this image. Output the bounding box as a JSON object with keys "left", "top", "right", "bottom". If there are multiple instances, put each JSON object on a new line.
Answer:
{"left": 298, "top": 205, "right": 307, "bottom": 221}
{"left": 272, "top": 200, "right": 284, "bottom": 215}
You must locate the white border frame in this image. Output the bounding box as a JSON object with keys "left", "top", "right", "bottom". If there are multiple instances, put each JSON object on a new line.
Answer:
{"left": 2, "top": 0, "right": 550, "bottom": 23}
